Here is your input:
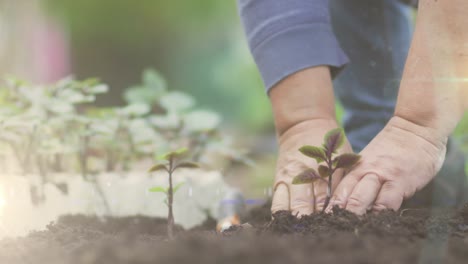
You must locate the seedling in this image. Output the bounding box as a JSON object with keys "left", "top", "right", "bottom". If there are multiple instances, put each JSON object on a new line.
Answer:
{"left": 292, "top": 128, "right": 361, "bottom": 212}
{"left": 0, "top": 71, "right": 247, "bottom": 213}
{"left": 148, "top": 148, "right": 199, "bottom": 239}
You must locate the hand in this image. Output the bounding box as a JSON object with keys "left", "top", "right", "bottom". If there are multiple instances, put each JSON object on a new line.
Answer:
{"left": 272, "top": 118, "right": 354, "bottom": 216}
{"left": 328, "top": 116, "right": 448, "bottom": 215}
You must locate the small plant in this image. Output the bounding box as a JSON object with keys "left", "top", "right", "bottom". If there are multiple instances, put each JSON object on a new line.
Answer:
{"left": 148, "top": 148, "right": 199, "bottom": 239}
{"left": 128, "top": 69, "right": 253, "bottom": 169}
{"left": 292, "top": 128, "right": 361, "bottom": 212}
{"left": 0, "top": 70, "right": 248, "bottom": 211}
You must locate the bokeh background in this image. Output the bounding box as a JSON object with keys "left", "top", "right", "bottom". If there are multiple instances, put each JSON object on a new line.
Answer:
{"left": 1, "top": 0, "right": 273, "bottom": 130}
{"left": 0, "top": 0, "right": 467, "bottom": 212}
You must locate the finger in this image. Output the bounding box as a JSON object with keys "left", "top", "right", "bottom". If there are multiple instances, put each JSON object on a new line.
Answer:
{"left": 372, "top": 181, "right": 405, "bottom": 212}
{"left": 271, "top": 182, "right": 290, "bottom": 213}
{"left": 345, "top": 174, "right": 382, "bottom": 215}
{"left": 325, "top": 172, "right": 360, "bottom": 212}
{"left": 290, "top": 183, "right": 314, "bottom": 216}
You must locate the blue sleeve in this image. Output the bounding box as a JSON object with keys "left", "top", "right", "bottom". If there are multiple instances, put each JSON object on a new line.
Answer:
{"left": 237, "top": 0, "right": 349, "bottom": 92}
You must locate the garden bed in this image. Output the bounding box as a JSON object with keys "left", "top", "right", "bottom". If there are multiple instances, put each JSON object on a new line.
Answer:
{"left": 1, "top": 202, "right": 467, "bottom": 264}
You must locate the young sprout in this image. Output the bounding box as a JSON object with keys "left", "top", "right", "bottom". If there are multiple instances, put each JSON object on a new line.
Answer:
{"left": 292, "top": 128, "right": 361, "bottom": 213}
{"left": 148, "top": 148, "right": 199, "bottom": 239}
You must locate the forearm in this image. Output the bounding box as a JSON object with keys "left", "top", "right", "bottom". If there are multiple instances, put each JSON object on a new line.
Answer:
{"left": 270, "top": 66, "right": 337, "bottom": 137}
{"left": 395, "top": 0, "right": 468, "bottom": 139}
{"left": 237, "top": 0, "right": 346, "bottom": 137}
{"left": 237, "top": 0, "right": 348, "bottom": 92}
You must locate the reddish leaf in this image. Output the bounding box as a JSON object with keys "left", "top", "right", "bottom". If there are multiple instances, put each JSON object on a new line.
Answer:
{"left": 148, "top": 163, "right": 168, "bottom": 173}
{"left": 318, "top": 165, "right": 331, "bottom": 178}
{"left": 323, "top": 128, "right": 345, "bottom": 156}
{"left": 292, "top": 168, "right": 321, "bottom": 184}
{"left": 299, "top": 146, "right": 326, "bottom": 163}
{"left": 334, "top": 153, "right": 361, "bottom": 169}
{"left": 176, "top": 162, "right": 199, "bottom": 169}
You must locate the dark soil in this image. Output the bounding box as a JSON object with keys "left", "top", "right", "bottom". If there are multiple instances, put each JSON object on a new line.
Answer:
{"left": 1, "top": 204, "right": 468, "bottom": 264}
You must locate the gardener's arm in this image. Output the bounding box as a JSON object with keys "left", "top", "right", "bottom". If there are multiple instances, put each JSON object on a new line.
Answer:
{"left": 237, "top": 0, "right": 348, "bottom": 92}
{"left": 329, "top": 0, "right": 468, "bottom": 215}
{"left": 238, "top": 0, "right": 351, "bottom": 215}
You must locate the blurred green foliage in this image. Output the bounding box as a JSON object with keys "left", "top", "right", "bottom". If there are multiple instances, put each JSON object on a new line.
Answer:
{"left": 43, "top": 0, "right": 272, "bottom": 132}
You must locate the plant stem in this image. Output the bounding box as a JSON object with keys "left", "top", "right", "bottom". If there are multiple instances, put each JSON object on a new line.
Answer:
{"left": 167, "top": 157, "right": 175, "bottom": 240}
{"left": 93, "top": 178, "right": 112, "bottom": 214}
{"left": 35, "top": 155, "right": 47, "bottom": 204}
{"left": 8, "top": 141, "right": 24, "bottom": 174}
{"left": 79, "top": 134, "right": 89, "bottom": 180}
{"left": 106, "top": 122, "right": 123, "bottom": 172}
{"left": 105, "top": 148, "right": 115, "bottom": 172}
{"left": 79, "top": 124, "right": 111, "bottom": 214}
{"left": 322, "top": 157, "right": 335, "bottom": 213}
{"left": 11, "top": 129, "right": 37, "bottom": 176}
{"left": 22, "top": 130, "right": 36, "bottom": 175}
{"left": 191, "top": 134, "right": 207, "bottom": 163}
{"left": 52, "top": 154, "right": 63, "bottom": 172}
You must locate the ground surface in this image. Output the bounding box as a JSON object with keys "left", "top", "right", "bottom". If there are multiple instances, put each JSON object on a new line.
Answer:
{"left": 0, "top": 203, "right": 468, "bottom": 264}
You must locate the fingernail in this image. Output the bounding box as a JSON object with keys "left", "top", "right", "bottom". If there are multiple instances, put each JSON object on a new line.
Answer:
{"left": 372, "top": 203, "right": 388, "bottom": 211}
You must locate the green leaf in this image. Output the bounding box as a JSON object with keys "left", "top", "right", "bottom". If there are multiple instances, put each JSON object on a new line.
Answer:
{"left": 148, "top": 186, "right": 167, "bottom": 193}
{"left": 88, "top": 84, "right": 109, "bottom": 94}
{"left": 183, "top": 110, "right": 221, "bottom": 132}
{"left": 318, "top": 165, "right": 331, "bottom": 178}
{"left": 176, "top": 162, "right": 199, "bottom": 169}
{"left": 299, "top": 146, "right": 326, "bottom": 163}
{"left": 47, "top": 99, "right": 74, "bottom": 113}
{"left": 124, "top": 85, "right": 156, "bottom": 105}
{"left": 149, "top": 113, "right": 180, "bottom": 129}
{"left": 120, "top": 103, "right": 151, "bottom": 116}
{"left": 292, "top": 168, "right": 321, "bottom": 184}
{"left": 323, "top": 128, "right": 345, "bottom": 156}
{"left": 143, "top": 69, "right": 167, "bottom": 93}
{"left": 124, "top": 69, "right": 166, "bottom": 105}
{"left": 173, "top": 182, "right": 185, "bottom": 193}
{"left": 159, "top": 91, "right": 195, "bottom": 113}
{"left": 334, "top": 153, "right": 361, "bottom": 169}
{"left": 148, "top": 163, "right": 167, "bottom": 172}
{"left": 158, "top": 148, "right": 189, "bottom": 161}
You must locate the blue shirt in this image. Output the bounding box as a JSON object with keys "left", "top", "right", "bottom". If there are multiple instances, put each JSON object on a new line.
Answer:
{"left": 238, "top": 0, "right": 348, "bottom": 92}
{"left": 237, "top": 0, "right": 417, "bottom": 92}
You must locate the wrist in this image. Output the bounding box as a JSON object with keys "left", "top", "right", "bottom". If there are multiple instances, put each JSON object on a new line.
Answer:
{"left": 394, "top": 89, "right": 464, "bottom": 138}
{"left": 273, "top": 111, "right": 338, "bottom": 139}
{"left": 269, "top": 66, "right": 337, "bottom": 137}
{"left": 387, "top": 116, "right": 448, "bottom": 150}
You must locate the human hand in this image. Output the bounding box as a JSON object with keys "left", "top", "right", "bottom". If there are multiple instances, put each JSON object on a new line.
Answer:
{"left": 328, "top": 116, "right": 448, "bottom": 215}
{"left": 272, "top": 118, "right": 354, "bottom": 216}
